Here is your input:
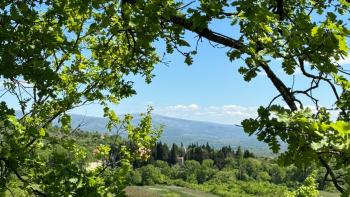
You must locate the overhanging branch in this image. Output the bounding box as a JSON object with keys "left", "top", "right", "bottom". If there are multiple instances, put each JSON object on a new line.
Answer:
{"left": 168, "top": 15, "right": 297, "bottom": 111}
{"left": 168, "top": 15, "right": 245, "bottom": 50}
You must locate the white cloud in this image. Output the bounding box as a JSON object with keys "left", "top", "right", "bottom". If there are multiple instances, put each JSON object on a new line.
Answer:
{"left": 155, "top": 104, "right": 257, "bottom": 125}
{"left": 165, "top": 104, "right": 199, "bottom": 111}
{"left": 155, "top": 104, "right": 340, "bottom": 124}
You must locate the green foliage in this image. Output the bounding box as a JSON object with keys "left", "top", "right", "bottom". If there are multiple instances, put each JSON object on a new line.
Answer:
{"left": 2, "top": 0, "right": 350, "bottom": 195}
{"left": 210, "top": 170, "right": 237, "bottom": 184}
{"left": 285, "top": 171, "right": 319, "bottom": 197}
{"left": 168, "top": 143, "right": 179, "bottom": 165}
{"left": 196, "top": 159, "right": 217, "bottom": 184}
{"left": 137, "top": 164, "right": 166, "bottom": 185}
{"left": 126, "top": 170, "right": 142, "bottom": 186}
{"left": 153, "top": 160, "right": 172, "bottom": 177}
{"left": 0, "top": 0, "right": 164, "bottom": 195}
{"left": 126, "top": 141, "right": 341, "bottom": 196}
{"left": 115, "top": 0, "right": 350, "bottom": 193}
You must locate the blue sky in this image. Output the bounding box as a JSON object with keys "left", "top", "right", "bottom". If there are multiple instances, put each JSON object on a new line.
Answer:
{"left": 70, "top": 38, "right": 280, "bottom": 124}
{"left": 69, "top": 33, "right": 349, "bottom": 124}
{"left": 68, "top": 12, "right": 350, "bottom": 124}
{"left": 1, "top": 5, "right": 349, "bottom": 124}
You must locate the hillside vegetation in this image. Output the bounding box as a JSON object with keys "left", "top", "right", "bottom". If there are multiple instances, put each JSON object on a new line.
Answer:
{"left": 123, "top": 140, "right": 339, "bottom": 197}
{"left": 68, "top": 132, "right": 339, "bottom": 197}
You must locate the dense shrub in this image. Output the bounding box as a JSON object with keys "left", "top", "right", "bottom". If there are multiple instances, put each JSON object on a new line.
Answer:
{"left": 126, "top": 170, "right": 142, "bottom": 185}
{"left": 138, "top": 165, "right": 165, "bottom": 185}
{"left": 210, "top": 170, "right": 237, "bottom": 184}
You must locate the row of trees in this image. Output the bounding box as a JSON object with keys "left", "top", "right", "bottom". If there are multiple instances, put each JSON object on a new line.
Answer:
{"left": 133, "top": 142, "right": 255, "bottom": 168}
{"left": 126, "top": 157, "right": 324, "bottom": 197}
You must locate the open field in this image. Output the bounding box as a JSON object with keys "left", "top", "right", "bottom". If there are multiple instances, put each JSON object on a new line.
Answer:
{"left": 125, "top": 186, "right": 340, "bottom": 197}
{"left": 125, "top": 185, "right": 218, "bottom": 197}
{"left": 319, "top": 191, "right": 340, "bottom": 197}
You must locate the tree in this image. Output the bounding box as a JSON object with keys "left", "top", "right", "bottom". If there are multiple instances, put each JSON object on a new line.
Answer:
{"left": 161, "top": 143, "right": 170, "bottom": 161}
{"left": 137, "top": 164, "right": 165, "bottom": 185}
{"left": 214, "top": 149, "right": 227, "bottom": 170}
{"left": 197, "top": 159, "right": 217, "bottom": 183}
{"left": 179, "top": 142, "right": 186, "bottom": 157}
{"left": 126, "top": 170, "right": 142, "bottom": 185}
{"left": 104, "top": 0, "right": 349, "bottom": 193}
{"left": 0, "top": 0, "right": 161, "bottom": 196}
{"left": 235, "top": 146, "right": 243, "bottom": 158}
{"left": 244, "top": 150, "right": 254, "bottom": 158}
{"left": 236, "top": 146, "right": 245, "bottom": 180}
{"left": 182, "top": 160, "right": 201, "bottom": 183}
{"left": 285, "top": 171, "right": 319, "bottom": 197}
{"left": 154, "top": 160, "right": 172, "bottom": 177}
{"left": 245, "top": 158, "right": 262, "bottom": 179}
{"left": 168, "top": 143, "right": 179, "bottom": 165}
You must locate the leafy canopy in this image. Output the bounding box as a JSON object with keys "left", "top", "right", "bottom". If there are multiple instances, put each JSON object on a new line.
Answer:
{"left": 0, "top": 0, "right": 161, "bottom": 196}
{"left": 1, "top": 0, "right": 350, "bottom": 195}
{"left": 102, "top": 0, "right": 349, "bottom": 194}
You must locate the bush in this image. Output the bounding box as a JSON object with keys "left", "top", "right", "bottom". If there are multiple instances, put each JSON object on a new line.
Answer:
{"left": 126, "top": 170, "right": 142, "bottom": 185}
{"left": 211, "top": 170, "right": 237, "bottom": 184}
{"left": 257, "top": 171, "right": 272, "bottom": 182}
{"left": 138, "top": 164, "right": 165, "bottom": 185}
{"left": 154, "top": 160, "right": 172, "bottom": 177}
{"left": 197, "top": 159, "right": 217, "bottom": 183}
{"left": 285, "top": 172, "right": 319, "bottom": 197}
{"left": 239, "top": 181, "right": 288, "bottom": 197}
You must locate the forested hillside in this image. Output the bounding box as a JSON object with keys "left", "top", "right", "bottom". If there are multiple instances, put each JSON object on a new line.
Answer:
{"left": 44, "top": 131, "right": 340, "bottom": 196}
{"left": 124, "top": 141, "right": 338, "bottom": 197}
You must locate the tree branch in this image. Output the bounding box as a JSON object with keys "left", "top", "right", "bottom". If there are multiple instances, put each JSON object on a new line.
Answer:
{"left": 168, "top": 15, "right": 244, "bottom": 50}
{"left": 168, "top": 15, "right": 298, "bottom": 111}
{"left": 318, "top": 156, "right": 345, "bottom": 193}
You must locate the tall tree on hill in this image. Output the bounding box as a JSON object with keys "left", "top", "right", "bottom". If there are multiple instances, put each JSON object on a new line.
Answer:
{"left": 155, "top": 142, "right": 170, "bottom": 161}
{"left": 193, "top": 146, "right": 203, "bottom": 163}
{"left": 168, "top": 143, "right": 179, "bottom": 165}
{"left": 180, "top": 142, "right": 186, "bottom": 157}
{"left": 244, "top": 150, "right": 254, "bottom": 158}
{"left": 236, "top": 146, "right": 243, "bottom": 158}
{"left": 214, "top": 149, "right": 226, "bottom": 170}
{"left": 205, "top": 142, "right": 211, "bottom": 152}
{"left": 222, "top": 145, "right": 234, "bottom": 158}
{"left": 236, "top": 146, "right": 245, "bottom": 180}
{"left": 161, "top": 143, "right": 170, "bottom": 161}
{"left": 155, "top": 142, "right": 163, "bottom": 161}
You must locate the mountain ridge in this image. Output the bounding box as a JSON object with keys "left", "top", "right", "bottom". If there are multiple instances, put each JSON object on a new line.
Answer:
{"left": 15, "top": 111, "right": 274, "bottom": 155}
{"left": 67, "top": 113, "right": 273, "bottom": 155}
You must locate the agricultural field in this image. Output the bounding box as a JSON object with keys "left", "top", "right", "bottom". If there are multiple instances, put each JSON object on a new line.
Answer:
{"left": 125, "top": 185, "right": 218, "bottom": 197}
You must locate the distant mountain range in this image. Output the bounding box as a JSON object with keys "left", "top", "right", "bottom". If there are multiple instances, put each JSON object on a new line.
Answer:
{"left": 15, "top": 111, "right": 278, "bottom": 155}
{"left": 67, "top": 113, "right": 277, "bottom": 155}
